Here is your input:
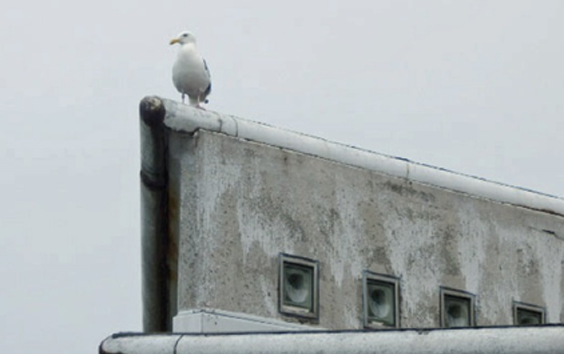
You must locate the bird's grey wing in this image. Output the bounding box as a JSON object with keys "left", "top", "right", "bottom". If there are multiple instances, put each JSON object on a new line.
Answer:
{"left": 203, "top": 59, "right": 211, "bottom": 80}
{"left": 204, "top": 82, "right": 212, "bottom": 98}
{"left": 202, "top": 58, "right": 212, "bottom": 100}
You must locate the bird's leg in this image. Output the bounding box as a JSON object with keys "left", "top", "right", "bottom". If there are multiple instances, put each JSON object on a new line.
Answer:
{"left": 181, "top": 93, "right": 185, "bottom": 103}
{"left": 194, "top": 95, "right": 206, "bottom": 110}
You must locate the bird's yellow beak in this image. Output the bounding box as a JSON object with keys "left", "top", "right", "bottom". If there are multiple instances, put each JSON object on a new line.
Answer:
{"left": 170, "top": 38, "right": 180, "bottom": 45}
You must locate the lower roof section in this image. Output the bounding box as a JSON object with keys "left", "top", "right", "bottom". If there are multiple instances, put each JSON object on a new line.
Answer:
{"left": 101, "top": 325, "right": 564, "bottom": 354}
{"left": 143, "top": 96, "right": 564, "bottom": 217}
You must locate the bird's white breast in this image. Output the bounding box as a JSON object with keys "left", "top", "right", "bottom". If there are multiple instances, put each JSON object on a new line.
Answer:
{"left": 172, "top": 44, "right": 210, "bottom": 96}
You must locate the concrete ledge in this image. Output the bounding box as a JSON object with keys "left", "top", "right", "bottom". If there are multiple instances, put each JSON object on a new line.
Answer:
{"left": 101, "top": 325, "right": 564, "bottom": 354}
{"left": 149, "top": 96, "right": 564, "bottom": 217}
{"left": 173, "top": 309, "right": 315, "bottom": 333}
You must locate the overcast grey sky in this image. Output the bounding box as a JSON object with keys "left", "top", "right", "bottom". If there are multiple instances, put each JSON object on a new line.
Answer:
{"left": 1, "top": 0, "right": 563, "bottom": 352}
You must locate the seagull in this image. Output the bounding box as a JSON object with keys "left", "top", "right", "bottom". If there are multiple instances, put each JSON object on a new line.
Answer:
{"left": 170, "top": 31, "right": 211, "bottom": 107}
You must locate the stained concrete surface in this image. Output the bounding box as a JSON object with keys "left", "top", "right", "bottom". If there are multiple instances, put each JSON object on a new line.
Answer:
{"left": 168, "top": 129, "right": 564, "bottom": 329}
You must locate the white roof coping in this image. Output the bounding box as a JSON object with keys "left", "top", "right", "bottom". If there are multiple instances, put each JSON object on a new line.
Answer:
{"left": 157, "top": 97, "right": 564, "bottom": 217}
{"left": 173, "top": 309, "right": 317, "bottom": 332}
{"left": 100, "top": 325, "right": 564, "bottom": 354}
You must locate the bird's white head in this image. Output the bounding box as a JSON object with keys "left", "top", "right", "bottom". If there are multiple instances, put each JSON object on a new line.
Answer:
{"left": 170, "top": 31, "right": 197, "bottom": 46}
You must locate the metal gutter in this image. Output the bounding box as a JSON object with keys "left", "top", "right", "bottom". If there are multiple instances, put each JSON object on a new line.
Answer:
{"left": 100, "top": 325, "right": 564, "bottom": 354}
{"left": 158, "top": 96, "right": 564, "bottom": 217}
{"left": 139, "top": 97, "right": 176, "bottom": 332}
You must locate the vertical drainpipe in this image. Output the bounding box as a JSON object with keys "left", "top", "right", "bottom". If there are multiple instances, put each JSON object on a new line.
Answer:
{"left": 139, "top": 96, "right": 175, "bottom": 332}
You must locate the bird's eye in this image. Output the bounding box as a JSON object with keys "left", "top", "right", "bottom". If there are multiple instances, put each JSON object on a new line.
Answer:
{"left": 182, "top": 33, "right": 189, "bottom": 37}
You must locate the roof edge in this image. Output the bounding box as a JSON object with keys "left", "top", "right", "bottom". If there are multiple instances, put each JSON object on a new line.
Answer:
{"left": 157, "top": 97, "right": 564, "bottom": 217}
{"left": 101, "top": 326, "right": 564, "bottom": 354}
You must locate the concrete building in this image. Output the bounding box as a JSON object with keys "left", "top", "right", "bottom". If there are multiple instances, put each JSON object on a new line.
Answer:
{"left": 100, "top": 96, "right": 564, "bottom": 353}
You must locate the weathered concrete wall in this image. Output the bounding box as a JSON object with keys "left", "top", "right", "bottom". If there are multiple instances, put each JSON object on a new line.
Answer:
{"left": 168, "top": 128, "right": 564, "bottom": 329}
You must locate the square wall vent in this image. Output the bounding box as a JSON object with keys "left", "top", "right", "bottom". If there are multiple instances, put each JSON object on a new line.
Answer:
{"left": 279, "top": 253, "right": 319, "bottom": 320}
